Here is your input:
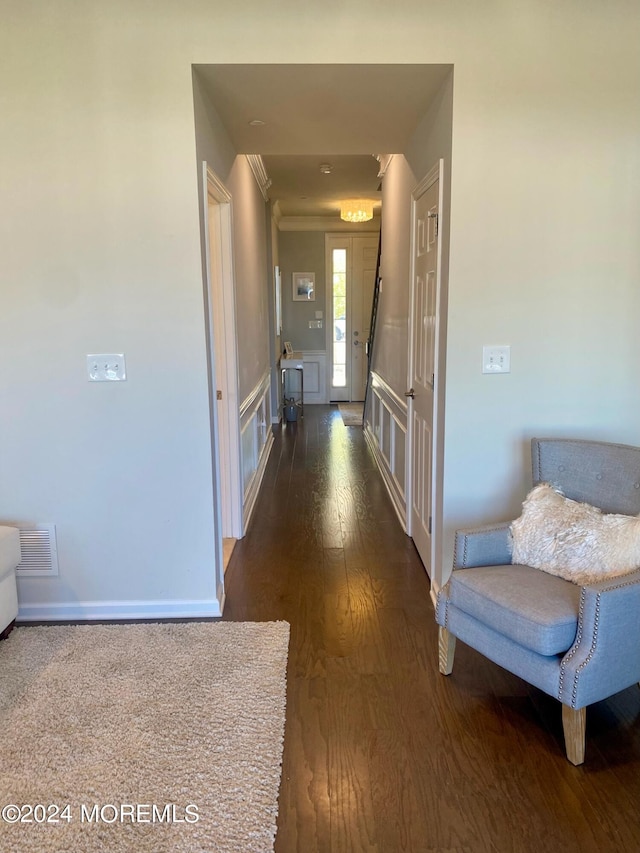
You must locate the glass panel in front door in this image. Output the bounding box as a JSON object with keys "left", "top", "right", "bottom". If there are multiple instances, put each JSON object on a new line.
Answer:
{"left": 332, "top": 248, "right": 347, "bottom": 388}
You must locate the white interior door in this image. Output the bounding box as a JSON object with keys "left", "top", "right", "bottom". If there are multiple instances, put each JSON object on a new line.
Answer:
{"left": 408, "top": 167, "right": 441, "bottom": 572}
{"left": 326, "top": 234, "right": 378, "bottom": 402}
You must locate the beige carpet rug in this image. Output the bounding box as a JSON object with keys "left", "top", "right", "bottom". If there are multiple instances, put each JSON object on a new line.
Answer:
{"left": 0, "top": 621, "right": 290, "bottom": 853}
{"left": 338, "top": 402, "right": 364, "bottom": 426}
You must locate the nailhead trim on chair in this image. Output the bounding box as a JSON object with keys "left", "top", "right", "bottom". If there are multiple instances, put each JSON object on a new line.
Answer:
{"left": 455, "top": 525, "right": 511, "bottom": 569}
{"left": 453, "top": 535, "right": 461, "bottom": 568}
{"left": 559, "top": 589, "right": 586, "bottom": 704}
{"left": 535, "top": 441, "right": 543, "bottom": 482}
{"left": 560, "top": 575, "right": 640, "bottom": 708}
{"left": 559, "top": 589, "right": 596, "bottom": 708}
{"left": 442, "top": 582, "right": 452, "bottom": 627}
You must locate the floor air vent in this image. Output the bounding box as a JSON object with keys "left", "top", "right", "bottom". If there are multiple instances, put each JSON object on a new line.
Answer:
{"left": 15, "top": 524, "right": 59, "bottom": 577}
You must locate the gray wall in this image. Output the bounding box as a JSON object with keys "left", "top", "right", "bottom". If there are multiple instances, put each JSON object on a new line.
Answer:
{"left": 279, "top": 231, "right": 326, "bottom": 352}
{"left": 267, "top": 208, "right": 281, "bottom": 419}
{"left": 225, "top": 157, "right": 270, "bottom": 403}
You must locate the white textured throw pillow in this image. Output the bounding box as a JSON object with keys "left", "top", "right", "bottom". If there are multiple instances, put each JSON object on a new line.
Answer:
{"left": 510, "top": 483, "right": 640, "bottom": 585}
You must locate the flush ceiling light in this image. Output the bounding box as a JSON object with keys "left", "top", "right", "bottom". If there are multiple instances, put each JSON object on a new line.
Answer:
{"left": 340, "top": 199, "right": 374, "bottom": 223}
{"left": 248, "top": 119, "right": 265, "bottom": 126}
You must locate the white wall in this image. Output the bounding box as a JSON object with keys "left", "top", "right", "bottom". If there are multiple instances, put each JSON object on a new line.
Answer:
{"left": 1, "top": 0, "right": 639, "bottom": 609}
{"left": 441, "top": 19, "right": 640, "bottom": 583}
{"left": 1, "top": 10, "right": 220, "bottom": 617}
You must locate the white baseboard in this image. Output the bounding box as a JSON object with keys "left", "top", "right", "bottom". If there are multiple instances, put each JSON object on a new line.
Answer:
{"left": 17, "top": 598, "right": 223, "bottom": 622}
{"left": 216, "top": 581, "right": 226, "bottom": 616}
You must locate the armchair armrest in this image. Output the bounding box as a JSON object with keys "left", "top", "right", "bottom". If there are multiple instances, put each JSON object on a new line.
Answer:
{"left": 559, "top": 569, "right": 640, "bottom": 709}
{"left": 453, "top": 523, "right": 512, "bottom": 569}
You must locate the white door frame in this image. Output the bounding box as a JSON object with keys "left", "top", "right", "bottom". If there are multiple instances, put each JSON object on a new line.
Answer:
{"left": 405, "top": 159, "right": 444, "bottom": 586}
{"left": 203, "top": 163, "right": 243, "bottom": 540}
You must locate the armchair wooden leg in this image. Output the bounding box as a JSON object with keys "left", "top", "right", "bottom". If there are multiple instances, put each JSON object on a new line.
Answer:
{"left": 562, "top": 705, "right": 586, "bottom": 766}
{"left": 438, "top": 626, "right": 456, "bottom": 675}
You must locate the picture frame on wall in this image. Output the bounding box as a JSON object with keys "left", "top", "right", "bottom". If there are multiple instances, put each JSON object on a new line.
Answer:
{"left": 292, "top": 272, "right": 315, "bottom": 301}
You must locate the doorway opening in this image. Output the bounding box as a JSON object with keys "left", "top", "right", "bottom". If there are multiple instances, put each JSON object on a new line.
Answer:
{"left": 192, "top": 63, "right": 453, "bottom": 597}
{"left": 326, "top": 234, "right": 379, "bottom": 402}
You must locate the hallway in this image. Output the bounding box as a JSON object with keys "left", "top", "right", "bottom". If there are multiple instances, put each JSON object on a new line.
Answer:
{"left": 222, "top": 406, "right": 640, "bottom": 853}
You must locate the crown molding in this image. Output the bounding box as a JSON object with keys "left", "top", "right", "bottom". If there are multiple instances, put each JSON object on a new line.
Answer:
{"left": 375, "top": 154, "right": 395, "bottom": 178}
{"left": 277, "top": 215, "right": 381, "bottom": 233}
{"left": 271, "top": 200, "right": 283, "bottom": 227}
{"left": 246, "top": 154, "right": 272, "bottom": 202}
{"left": 205, "top": 164, "right": 232, "bottom": 204}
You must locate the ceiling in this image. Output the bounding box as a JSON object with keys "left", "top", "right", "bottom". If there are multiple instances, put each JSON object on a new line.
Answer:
{"left": 195, "top": 64, "right": 452, "bottom": 219}
{"left": 262, "top": 154, "right": 382, "bottom": 218}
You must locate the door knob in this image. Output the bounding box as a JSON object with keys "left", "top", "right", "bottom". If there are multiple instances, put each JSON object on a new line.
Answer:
{"left": 405, "top": 388, "right": 415, "bottom": 399}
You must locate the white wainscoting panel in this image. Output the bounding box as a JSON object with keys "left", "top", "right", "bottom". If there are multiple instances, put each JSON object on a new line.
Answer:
{"left": 364, "top": 371, "right": 408, "bottom": 529}
{"left": 239, "top": 372, "right": 274, "bottom": 529}
{"left": 303, "top": 351, "right": 327, "bottom": 404}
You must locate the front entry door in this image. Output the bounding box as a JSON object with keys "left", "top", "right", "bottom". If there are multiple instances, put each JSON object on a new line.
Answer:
{"left": 327, "top": 234, "right": 378, "bottom": 402}
{"left": 408, "top": 167, "right": 441, "bottom": 572}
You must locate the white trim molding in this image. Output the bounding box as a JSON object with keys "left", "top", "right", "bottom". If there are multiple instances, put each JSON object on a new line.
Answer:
{"left": 271, "top": 200, "right": 283, "bottom": 229}
{"left": 375, "top": 154, "right": 395, "bottom": 178}
{"left": 413, "top": 160, "right": 441, "bottom": 199}
{"left": 18, "top": 596, "right": 224, "bottom": 622}
{"left": 240, "top": 370, "right": 272, "bottom": 419}
{"left": 364, "top": 370, "right": 408, "bottom": 529}
{"left": 240, "top": 371, "right": 274, "bottom": 529}
{"left": 277, "top": 215, "right": 381, "bottom": 233}
{"left": 368, "top": 370, "right": 407, "bottom": 412}
{"left": 204, "top": 163, "right": 243, "bottom": 547}
{"left": 246, "top": 154, "right": 272, "bottom": 201}
{"left": 302, "top": 350, "right": 327, "bottom": 403}
{"left": 206, "top": 166, "right": 232, "bottom": 204}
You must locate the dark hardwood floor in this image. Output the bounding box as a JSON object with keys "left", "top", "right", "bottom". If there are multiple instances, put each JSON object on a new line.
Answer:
{"left": 222, "top": 405, "right": 640, "bottom": 853}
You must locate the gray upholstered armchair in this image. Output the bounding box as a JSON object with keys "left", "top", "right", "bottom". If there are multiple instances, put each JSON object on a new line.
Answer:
{"left": 435, "top": 438, "right": 640, "bottom": 765}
